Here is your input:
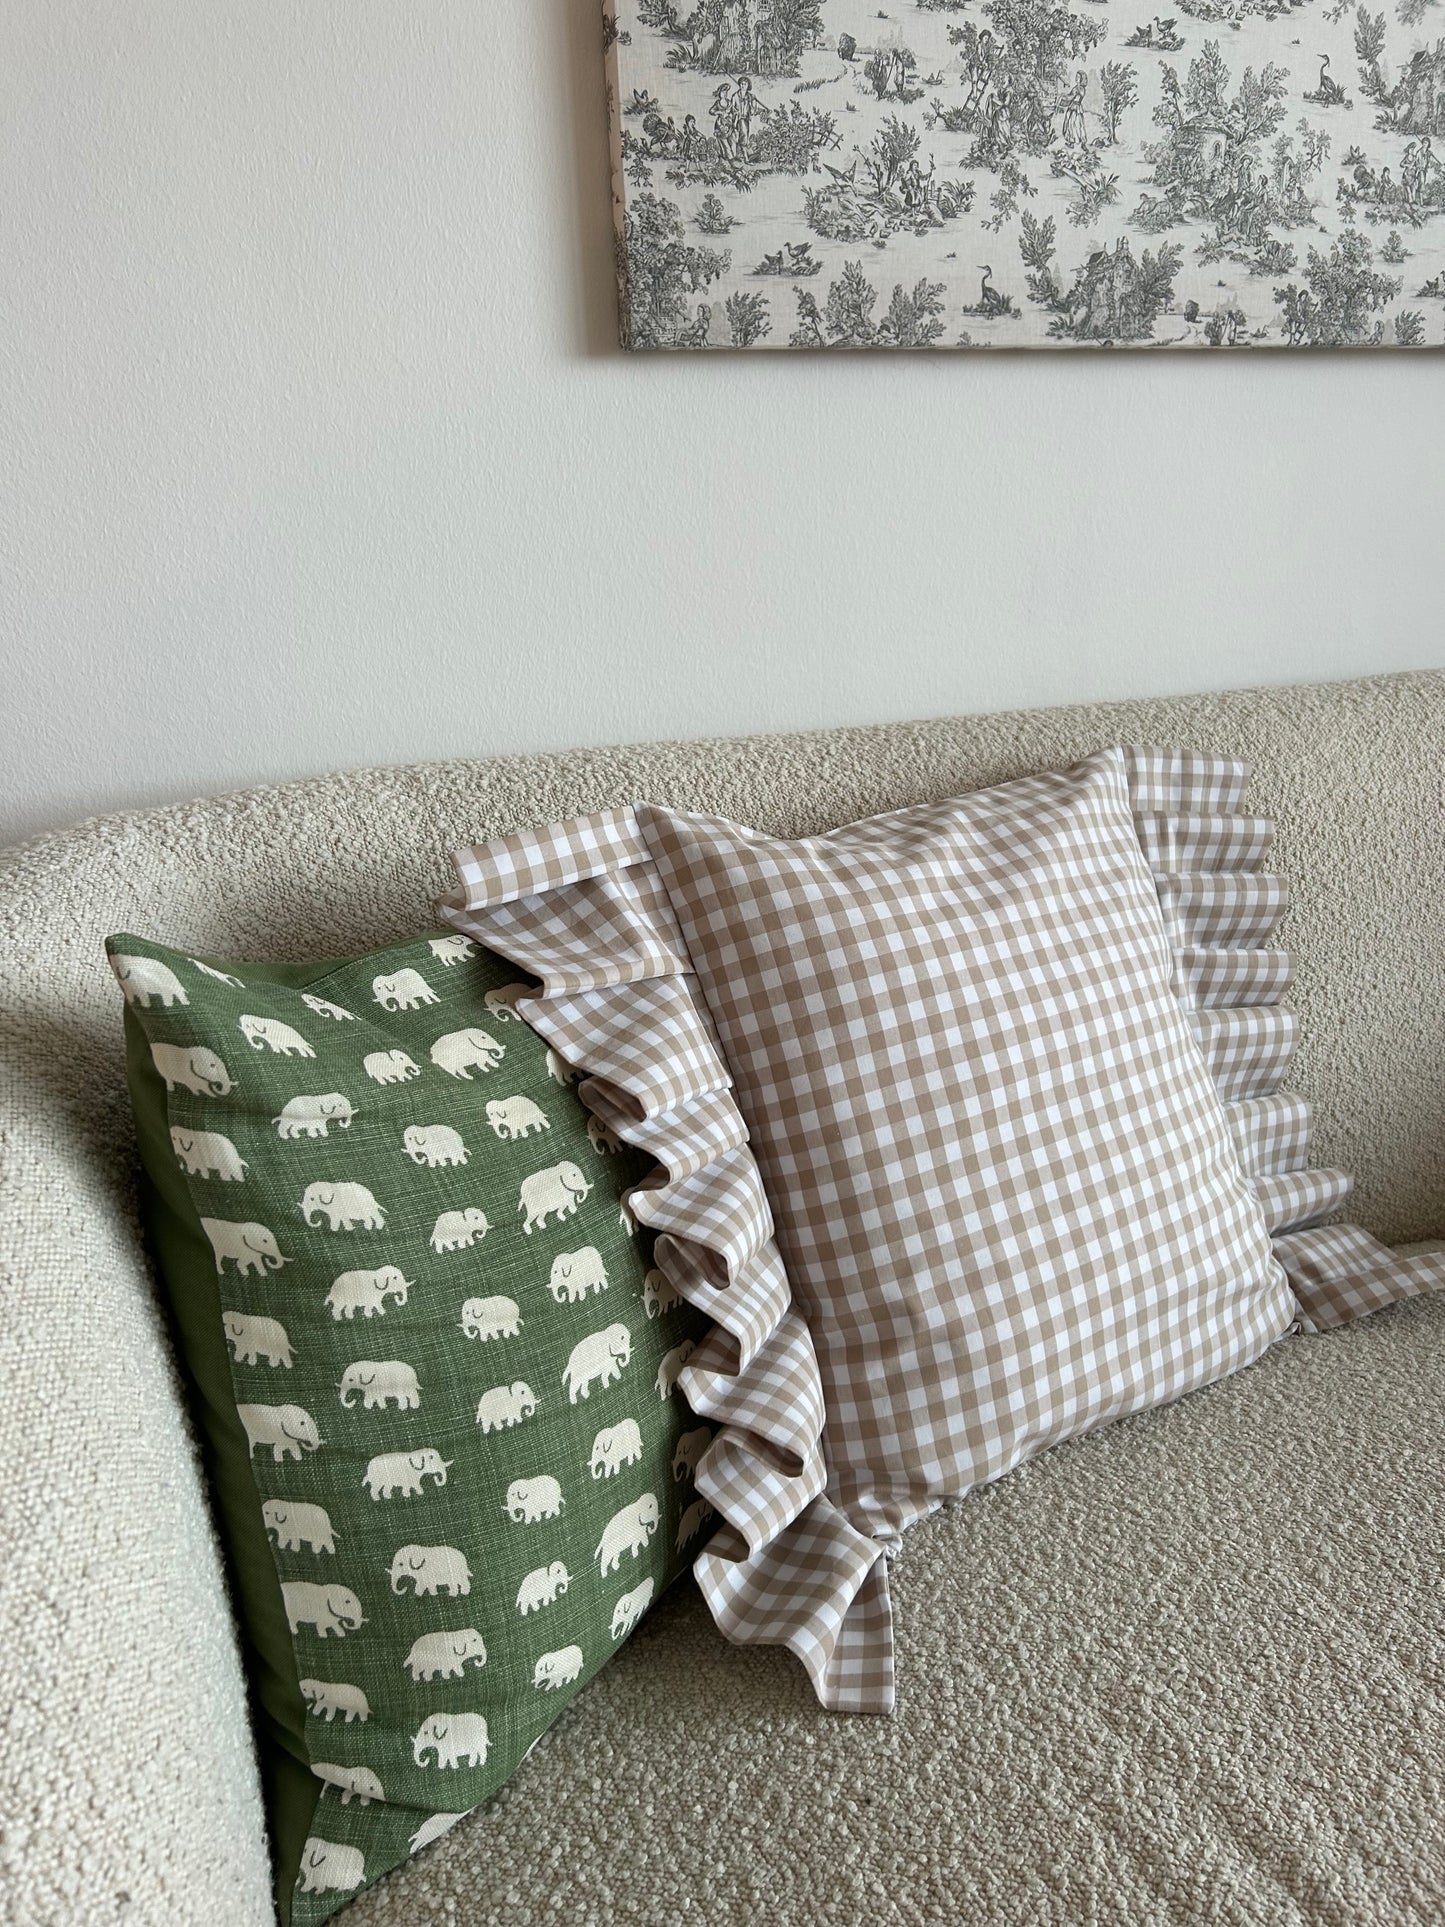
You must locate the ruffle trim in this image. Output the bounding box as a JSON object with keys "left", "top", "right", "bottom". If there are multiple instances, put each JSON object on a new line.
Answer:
{"left": 1124, "top": 746, "right": 1438, "bottom": 1330}
{"left": 438, "top": 825, "right": 890, "bottom": 1713}
{"left": 1274, "top": 1225, "right": 1445, "bottom": 1331}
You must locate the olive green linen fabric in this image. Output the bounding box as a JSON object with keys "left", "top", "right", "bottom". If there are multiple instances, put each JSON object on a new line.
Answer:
{"left": 1, "top": 669, "right": 1441, "bottom": 1926}
{"left": 108, "top": 932, "right": 711, "bottom": 1923}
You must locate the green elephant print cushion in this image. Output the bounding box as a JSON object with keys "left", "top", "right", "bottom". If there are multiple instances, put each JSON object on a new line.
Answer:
{"left": 107, "top": 930, "right": 716, "bottom": 1924}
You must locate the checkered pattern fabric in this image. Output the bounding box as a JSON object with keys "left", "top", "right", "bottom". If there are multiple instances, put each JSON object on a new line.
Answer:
{"left": 1121, "top": 747, "right": 1434, "bottom": 1335}
{"left": 442, "top": 743, "right": 1437, "bottom": 1716}
{"left": 1225, "top": 1093, "right": 1315, "bottom": 1177}
{"left": 1192, "top": 1007, "right": 1301, "bottom": 1103}
{"left": 435, "top": 861, "right": 880, "bottom": 1711}
{"left": 1274, "top": 1224, "right": 1445, "bottom": 1330}
{"left": 452, "top": 808, "right": 648, "bottom": 902}
{"left": 1254, "top": 1168, "right": 1355, "bottom": 1235}
{"left": 1179, "top": 946, "right": 1295, "bottom": 1009}
{"left": 1132, "top": 812, "right": 1273, "bottom": 874}
{"left": 629, "top": 751, "right": 1297, "bottom": 1645}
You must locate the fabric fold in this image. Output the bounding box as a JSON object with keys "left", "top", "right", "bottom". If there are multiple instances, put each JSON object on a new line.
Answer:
{"left": 437, "top": 832, "right": 887, "bottom": 1714}
{"left": 699, "top": 1498, "right": 895, "bottom": 1715}
{"left": 1224, "top": 1093, "right": 1314, "bottom": 1176}
{"left": 1192, "top": 1007, "right": 1300, "bottom": 1102}
{"left": 1156, "top": 872, "right": 1289, "bottom": 949}
{"left": 1275, "top": 1224, "right": 1445, "bottom": 1331}
{"left": 1125, "top": 744, "right": 1436, "bottom": 1323}
{"left": 1253, "top": 1168, "right": 1354, "bottom": 1236}
{"left": 1179, "top": 946, "right": 1294, "bottom": 1008}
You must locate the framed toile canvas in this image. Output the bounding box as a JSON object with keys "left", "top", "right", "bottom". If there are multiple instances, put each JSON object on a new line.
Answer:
{"left": 602, "top": 0, "right": 1445, "bottom": 349}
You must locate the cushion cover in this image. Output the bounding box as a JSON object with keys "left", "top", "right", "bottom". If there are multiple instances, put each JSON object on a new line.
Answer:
{"left": 109, "top": 929, "right": 718, "bottom": 1923}
{"left": 628, "top": 750, "right": 1299, "bottom": 1695}
{"left": 445, "top": 746, "right": 1442, "bottom": 1713}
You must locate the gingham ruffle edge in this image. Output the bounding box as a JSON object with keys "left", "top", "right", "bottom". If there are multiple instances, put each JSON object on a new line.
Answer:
{"left": 437, "top": 838, "right": 890, "bottom": 1713}
{"left": 1124, "top": 746, "right": 1438, "bottom": 1330}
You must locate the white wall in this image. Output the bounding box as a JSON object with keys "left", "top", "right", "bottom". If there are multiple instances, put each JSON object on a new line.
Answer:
{"left": 2, "top": 2, "right": 1438, "bottom": 847}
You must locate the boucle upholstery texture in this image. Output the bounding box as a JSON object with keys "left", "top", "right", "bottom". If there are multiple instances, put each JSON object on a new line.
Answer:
{"left": 1, "top": 669, "right": 1441, "bottom": 1926}
{"left": 351, "top": 1262, "right": 1445, "bottom": 1927}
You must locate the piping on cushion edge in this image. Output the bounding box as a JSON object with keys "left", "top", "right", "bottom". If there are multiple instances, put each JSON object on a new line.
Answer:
{"left": 436, "top": 823, "right": 895, "bottom": 1714}
{"left": 1124, "top": 745, "right": 1436, "bottom": 1329}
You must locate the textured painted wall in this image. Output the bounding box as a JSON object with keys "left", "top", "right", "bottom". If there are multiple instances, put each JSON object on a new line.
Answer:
{"left": 1, "top": 1, "right": 1438, "bottom": 845}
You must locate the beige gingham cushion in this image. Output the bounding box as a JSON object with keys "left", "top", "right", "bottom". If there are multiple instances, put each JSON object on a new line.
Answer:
{"left": 627, "top": 753, "right": 1300, "bottom": 1647}
{"left": 442, "top": 746, "right": 1441, "bottom": 1714}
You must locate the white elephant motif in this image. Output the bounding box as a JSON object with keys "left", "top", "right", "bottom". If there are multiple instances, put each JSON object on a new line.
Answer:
{"left": 111, "top": 954, "right": 189, "bottom": 1008}
{"left": 587, "top": 1115, "right": 622, "bottom": 1156}
{"left": 300, "top": 1181, "right": 386, "bottom": 1231}
{"left": 201, "top": 1218, "right": 291, "bottom": 1275}
{"left": 548, "top": 1246, "right": 609, "bottom": 1304}
{"left": 676, "top": 1499, "right": 716, "bottom": 1550}
{"left": 372, "top": 968, "right": 439, "bottom": 1012}
{"left": 672, "top": 1427, "right": 713, "bottom": 1485}
{"left": 389, "top": 1544, "right": 472, "bottom": 1597}
{"left": 222, "top": 1310, "right": 295, "bottom": 1368}
{"left": 503, "top": 1476, "right": 564, "bottom": 1524}
{"left": 430, "top": 1028, "right": 506, "bottom": 1079}
{"left": 546, "top": 1050, "right": 580, "bottom": 1086}
{"left": 430, "top": 1208, "right": 489, "bottom": 1253}
{"left": 460, "top": 1295, "right": 520, "bottom": 1341}
{"left": 657, "top": 1341, "right": 696, "bottom": 1401}
{"left": 403, "top": 1123, "right": 469, "bottom": 1167}
{"left": 562, "top": 1324, "right": 633, "bottom": 1404}
{"left": 410, "top": 1812, "right": 468, "bottom": 1855}
{"left": 238, "top": 1402, "right": 322, "bottom": 1462}
{"left": 188, "top": 957, "right": 245, "bottom": 988}
{"left": 326, "top": 1267, "right": 410, "bottom": 1320}
{"left": 239, "top": 1013, "right": 315, "bottom": 1058}
{"left": 340, "top": 1360, "right": 420, "bottom": 1411}
{"left": 595, "top": 1493, "right": 660, "bottom": 1575}
{"left": 283, "top": 1582, "right": 366, "bottom": 1639}
{"left": 515, "top": 1561, "right": 571, "bottom": 1615}
{"left": 273, "top": 1093, "right": 355, "bottom": 1139}
{"left": 405, "top": 1628, "right": 487, "bottom": 1682}
{"left": 619, "top": 1200, "right": 637, "bottom": 1237}
{"left": 363, "top": 1049, "right": 421, "bottom": 1085}
{"left": 262, "top": 1499, "right": 336, "bottom": 1554}
{"left": 475, "top": 1381, "right": 538, "bottom": 1433}
{"left": 484, "top": 1095, "right": 550, "bottom": 1141}
{"left": 363, "top": 1449, "right": 451, "bottom": 1500}
{"left": 532, "top": 1646, "right": 584, "bottom": 1691}
{"left": 643, "top": 1269, "right": 682, "bottom": 1320}
{"left": 610, "top": 1578, "right": 655, "bottom": 1641}
{"left": 312, "top": 1761, "right": 385, "bottom": 1806}
{"left": 152, "top": 1041, "right": 233, "bottom": 1097}
{"left": 300, "top": 993, "right": 356, "bottom": 1021}
{"left": 412, "top": 1712, "right": 489, "bottom": 1769}
{"left": 170, "top": 1127, "right": 248, "bottom": 1183}
{"left": 299, "top": 1838, "right": 364, "bottom": 1895}
{"left": 518, "top": 1161, "right": 593, "bottom": 1235}
{"left": 483, "top": 982, "right": 530, "bottom": 1022}
{"left": 429, "top": 935, "right": 477, "bottom": 967}
{"left": 298, "top": 1678, "right": 371, "bottom": 1723}
{"left": 589, "top": 1420, "right": 644, "bottom": 1481}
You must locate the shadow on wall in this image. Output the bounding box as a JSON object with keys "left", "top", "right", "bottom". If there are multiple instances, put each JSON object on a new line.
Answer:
{"left": 554, "top": 0, "right": 624, "bottom": 358}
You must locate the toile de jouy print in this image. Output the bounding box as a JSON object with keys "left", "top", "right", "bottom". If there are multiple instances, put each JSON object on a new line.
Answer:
{"left": 602, "top": 0, "right": 1445, "bottom": 346}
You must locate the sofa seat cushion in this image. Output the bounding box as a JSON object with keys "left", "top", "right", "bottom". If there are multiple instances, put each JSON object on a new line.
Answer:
{"left": 350, "top": 1269, "right": 1445, "bottom": 1927}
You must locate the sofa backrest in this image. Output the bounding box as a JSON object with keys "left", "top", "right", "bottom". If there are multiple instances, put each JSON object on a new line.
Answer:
{"left": 1, "top": 668, "right": 1441, "bottom": 1923}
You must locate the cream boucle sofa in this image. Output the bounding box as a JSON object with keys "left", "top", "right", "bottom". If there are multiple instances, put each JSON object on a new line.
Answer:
{"left": 2, "top": 670, "right": 1442, "bottom": 1927}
